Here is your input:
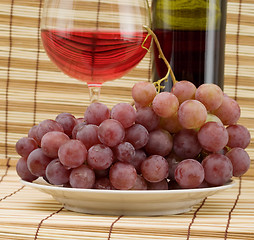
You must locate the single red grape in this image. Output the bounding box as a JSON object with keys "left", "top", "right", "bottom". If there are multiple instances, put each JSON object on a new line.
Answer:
{"left": 225, "top": 148, "right": 251, "bottom": 177}
{"left": 98, "top": 119, "right": 125, "bottom": 147}
{"left": 178, "top": 100, "right": 207, "bottom": 129}
{"left": 55, "top": 112, "right": 77, "bottom": 137}
{"left": 114, "top": 142, "right": 135, "bottom": 163}
{"left": 124, "top": 123, "right": 149, "bottom": 149}
{"left": 174, "top": 159, "right": 204, "bottom": 189}
{"left": 109, "top": 162, "right": 137, "bottom": 190}
{"left": 141, "top": 155, "right": 169, "bottom": 183}
{"left": 84, "top": 102, "right": 110, "bottom": 126}
{"left": 69, "top": 165, "right": 95, "bottom": 189}
{"left": 171, "top": 80, "right": 196, "bottom": 104}
{"left": 135, "top": 106, "right": 160, "bottom": 132}
{"left": 198, "top": 122, "right": 228, "bottom": 152}
{"left": 145, "top": 129, "right": 173, "bottom": 156}
{"left": 173, "top": 129, "right": 202, "bottom": 159}
{"left": 212, "top": 95, "right": 241, "bottom": 125}
{"left": 111, "top": 103, "right": 136, "bottom": 128}
{"left": 202, "top": 153, "right": 233, "bottom": 186}
{"left": 15, "top": 137, "right": 38, "bottom": 158}
{"left": 41, "top": 131, "right": 69, "bottom": 158}
{"left": 27, "top": 148, "right": 52, "bottom": 177}
{"left": 195, "top": 83, "right": 224, "bottom": 111}
{"left": 58, "top": 139, "right": 87, "bottom": 168}
{"left": 132, "top": 81, "right": 157, "bottom": 107}
{"left": 76, "top": 124, "right": 100, "bottom": 149}
{"left": 87, "top": 144, "right": 114, "bottom": 170}
{"left": 16, "top": 157, "right": 38, "bottom": 182}
{"left": 226, "top": 124, "right": 251, "bottom": 149}
{"left": 46, "top": 159, "right": 71, "bottom": 185}
{"left": 152, "top": 92, "right": 179, "bottom": 118}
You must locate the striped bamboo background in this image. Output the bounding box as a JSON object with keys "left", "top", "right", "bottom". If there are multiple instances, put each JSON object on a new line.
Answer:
{"left": 0, "top": 0, "right": 254, "bottom": 239}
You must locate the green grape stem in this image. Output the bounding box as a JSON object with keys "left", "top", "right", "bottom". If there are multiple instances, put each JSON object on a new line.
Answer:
{"left": 142, "top": 25, "right": 177, "bottom": 91}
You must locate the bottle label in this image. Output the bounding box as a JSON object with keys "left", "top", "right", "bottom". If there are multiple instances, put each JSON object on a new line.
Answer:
{"left": 153, "top": 0, "right": 222, "bottom": 30}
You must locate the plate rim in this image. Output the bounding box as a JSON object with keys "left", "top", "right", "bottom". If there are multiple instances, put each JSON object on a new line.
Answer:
{"left": 20, "top": 178, "right": 236, "bottom": 195}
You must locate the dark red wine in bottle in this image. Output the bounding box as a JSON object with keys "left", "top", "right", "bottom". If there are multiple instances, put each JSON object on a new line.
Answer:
{"left": 152, "top": 0, "right": 227, "bottom": 90}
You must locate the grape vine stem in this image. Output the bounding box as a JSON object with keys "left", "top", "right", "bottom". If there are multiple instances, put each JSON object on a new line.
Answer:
{"left": 143, "top": 25, "right": 177, "bottom": 91}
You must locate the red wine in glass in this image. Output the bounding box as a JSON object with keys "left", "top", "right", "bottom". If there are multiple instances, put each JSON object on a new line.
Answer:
{"left": 41, "top": 29, "right": 151, "bottom": 85}
{"left": 41, "top": 0, "right": 151, "bottom": 102}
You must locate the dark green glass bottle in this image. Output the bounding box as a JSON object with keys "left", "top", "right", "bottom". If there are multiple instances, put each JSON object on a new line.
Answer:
{"left": 152, "top": 0, "right": 227, "bottom": 90}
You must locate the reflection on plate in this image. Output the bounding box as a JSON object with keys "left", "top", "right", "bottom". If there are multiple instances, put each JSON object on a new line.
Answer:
{"left": 21, "top": 179, "right": 235, "bottom": 216}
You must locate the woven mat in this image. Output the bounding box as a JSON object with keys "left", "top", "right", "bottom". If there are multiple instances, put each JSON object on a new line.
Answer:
{"left": 0, "top": 0, "right": 254, "bottom": 239}
{"left": 0, "top": 168, "right": 253, "bottom": 240}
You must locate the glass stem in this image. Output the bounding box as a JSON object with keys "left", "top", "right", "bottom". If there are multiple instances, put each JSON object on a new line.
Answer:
{"left": 88, "top": 85, "right": 101, "bottom": 103}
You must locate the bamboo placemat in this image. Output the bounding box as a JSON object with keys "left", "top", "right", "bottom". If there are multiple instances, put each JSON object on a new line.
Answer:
{"left": 0, "top": 168, "right": 253, "bottom": 240}
{"left": 0, "top": 0, "right": 254, "bottom": 174}
{"left": 0, "top": 0, "right": 254, "bottom": 239}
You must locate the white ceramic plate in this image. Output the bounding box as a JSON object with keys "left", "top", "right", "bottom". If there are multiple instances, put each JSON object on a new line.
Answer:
{"left": 21, "top": 179, "right": 235, "bottom": 216}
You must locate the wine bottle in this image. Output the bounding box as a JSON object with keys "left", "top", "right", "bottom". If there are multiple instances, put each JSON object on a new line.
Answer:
{"left": 152, "top": 0, "right": 227, "bottom": 90}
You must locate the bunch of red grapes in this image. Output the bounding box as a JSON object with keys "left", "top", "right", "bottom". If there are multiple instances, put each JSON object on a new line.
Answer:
{"left": 16, "top": 81, "right": 251, "bottom": 190}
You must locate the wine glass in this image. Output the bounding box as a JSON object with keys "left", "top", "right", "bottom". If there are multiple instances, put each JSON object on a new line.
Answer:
{"left": 41, "top": 0, "right": 151, "bottom": 102}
